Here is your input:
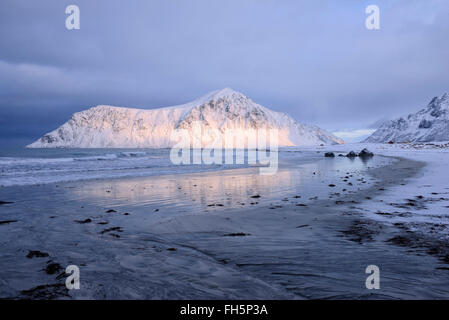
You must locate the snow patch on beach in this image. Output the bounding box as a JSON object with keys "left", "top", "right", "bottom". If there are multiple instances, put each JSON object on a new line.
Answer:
{"left": 308, "top": 142, "right": 449, "bottom": 238}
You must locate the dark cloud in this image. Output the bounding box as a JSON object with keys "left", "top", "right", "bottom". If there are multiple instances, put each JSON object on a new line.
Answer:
{"left": 1, "top": 0, "right": 448, "bottom": 146}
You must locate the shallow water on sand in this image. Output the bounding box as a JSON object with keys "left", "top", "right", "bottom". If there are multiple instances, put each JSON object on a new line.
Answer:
{"left": 2, "top": 151, "right": 447, "bottom": 299}
{"left": 0, "top": 151, "right": 388, "bottom": 223}
{"left": 0, "top": 148, "right": 239, "bottom": 187}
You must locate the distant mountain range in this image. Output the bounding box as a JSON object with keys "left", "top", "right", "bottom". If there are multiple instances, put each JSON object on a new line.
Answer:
{"left": 28, "top": 88, "right": 344, "bottom": 148}
{"left": 365, "top": 93, "right": 449, "bottom": 143}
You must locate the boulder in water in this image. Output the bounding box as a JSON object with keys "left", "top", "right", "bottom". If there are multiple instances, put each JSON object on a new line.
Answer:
{"left": 359, "top": 148, "right": 374, "bottom": 158}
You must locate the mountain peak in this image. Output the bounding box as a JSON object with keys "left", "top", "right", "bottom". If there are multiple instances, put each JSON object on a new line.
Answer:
{"left": 204, "top": 88, "right": 246, "bottom": 102}
{"left": 438, "top": 93, "right": 449, "bottom": 107}
{"left": 27, "top": 89, "right": 344, "bottom": 148}
{"left": 365, "top": 92, "right": 449, "bottom": 143}
{"left": 212, "top": 87, "right": 241, "bottom": 96}
{"left": 428, "top": 93, "right": 449, "bottom": 108}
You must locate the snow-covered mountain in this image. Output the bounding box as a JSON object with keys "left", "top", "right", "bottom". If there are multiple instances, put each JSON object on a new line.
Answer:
{"left": 365, "top": 93, "right": 449, "bottom": 143}
{"left": 28, "top": 88, "right": 344, "bottom": 148}
{"left": 368, "top": 118, "right": 390, "bottom": 130}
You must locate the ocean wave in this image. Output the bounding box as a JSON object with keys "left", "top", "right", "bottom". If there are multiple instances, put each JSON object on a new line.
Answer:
{"left": 0, "top": 157, "right": 75, "bottom": 165}
{"left": 0, "top": 149, "right": 249, "bottom": 187}
{"left": 73, "top": 154, "right": 118, "bottom": 161}
{"left": 118, "top": 151, "right": 149, "bottom": 158}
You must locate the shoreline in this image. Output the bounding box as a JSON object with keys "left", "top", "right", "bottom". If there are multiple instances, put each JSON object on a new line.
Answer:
{"left": 141, "top": 155, "right": 442, "bottom": 299}
{"left": 1, "top": 151, "right": 449, "bottom": 299}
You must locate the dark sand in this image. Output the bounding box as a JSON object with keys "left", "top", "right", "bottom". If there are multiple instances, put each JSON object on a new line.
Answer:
{"left": 1, "top": 154, "right": 448, "bottom": 299}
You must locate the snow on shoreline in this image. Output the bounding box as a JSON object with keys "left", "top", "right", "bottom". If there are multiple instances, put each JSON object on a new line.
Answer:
{"left": 306, "top": 142, "right": 449, "bottom": 237}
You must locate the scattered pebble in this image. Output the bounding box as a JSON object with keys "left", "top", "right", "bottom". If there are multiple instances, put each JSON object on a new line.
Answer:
{"left": 74, "top": 218, "right": 92, "bottom": 224}
{"left": 100, "top": 227, "right": 123, "bottom": 234}
{"left": 26, "top": 250, "right": 49, "bottom": 259}
{"left": 45, "top": 263, "right": 62, "bottom": 275}
{"left": 223, "top": 233, "right": 250, "bottom": 237}
{"left": 0, "top": 220, "right": 18, "bottom": 225}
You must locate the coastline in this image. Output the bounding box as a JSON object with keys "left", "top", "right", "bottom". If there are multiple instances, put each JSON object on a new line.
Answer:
{"left": 1, "top": 148, "right": 449, "bottom": 299}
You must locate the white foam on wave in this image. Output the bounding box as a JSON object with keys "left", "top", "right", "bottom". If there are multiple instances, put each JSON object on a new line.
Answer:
{"left": 0, "top": 157, "right": 75, "bottom": 165}
{"left": 0, "top": 149, "right": 243, "bottom": 187}
{"left": 73, "top": 154, "right": 118, "bottom": 161}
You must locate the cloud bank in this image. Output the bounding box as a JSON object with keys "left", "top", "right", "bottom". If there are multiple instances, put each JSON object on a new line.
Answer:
{"left": 1, "top": 0, "right": 448, "bottom": 146}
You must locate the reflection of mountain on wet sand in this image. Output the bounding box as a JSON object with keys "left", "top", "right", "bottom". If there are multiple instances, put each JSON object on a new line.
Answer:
{"left": 0, "top": 150, "right": 393, "bottom": 299}
{"left": 72, "top": 156, "right": 373, "bottom": 214}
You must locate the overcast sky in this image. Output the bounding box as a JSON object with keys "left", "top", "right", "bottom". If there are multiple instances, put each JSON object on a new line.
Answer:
{"left": 1, "top": 0, "right": 448, "bottom": 146}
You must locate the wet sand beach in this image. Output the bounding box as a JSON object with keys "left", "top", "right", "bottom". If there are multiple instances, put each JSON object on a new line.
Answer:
{"left": 1, "top": 151, "right": 449, "bottom": 299}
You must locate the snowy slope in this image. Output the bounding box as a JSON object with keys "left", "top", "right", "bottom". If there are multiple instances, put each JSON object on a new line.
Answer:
{"left": 27, "top": 88, "right": 344, "bottom": 148}
{"left": 365, "top": 93, "right": 449, "bottom": 143}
